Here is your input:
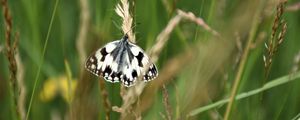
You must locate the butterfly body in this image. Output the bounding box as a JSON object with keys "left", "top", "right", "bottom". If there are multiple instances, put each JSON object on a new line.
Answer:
{"left": 85, "top": 34, "right": 158, "bottom": 87}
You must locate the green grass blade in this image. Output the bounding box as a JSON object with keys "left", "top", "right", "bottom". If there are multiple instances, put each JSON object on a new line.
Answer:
{"left": 64, "top": 59, "right": 73, "bottom": 103}
{"left": 25, "top": 0, "right": 59, "bottom": 119}
{"left": 291, "top": 112, "right": 300, "bottom": 120}
{"left": 187, "top": 71, "right": 300, "bottom": 117}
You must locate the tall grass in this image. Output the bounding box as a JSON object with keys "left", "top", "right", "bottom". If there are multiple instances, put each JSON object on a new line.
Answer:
{"left": 1, "top": 0, "right": 300, "bottom": 120}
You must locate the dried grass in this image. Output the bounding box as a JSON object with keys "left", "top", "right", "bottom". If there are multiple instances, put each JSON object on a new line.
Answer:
{"left": 16, "top": 38, "right": 26, "bottom": 120}
{"left": 70, "top": 0, "right": 101, "bottom": 119}
{"left": 162, "top": 84, "right": 172, "bottom": 120}
{"left": 291, "top": 50, "right": 300, "bottom": 74}
{"left": 76, "top": 0, "right": 90, "bottom": 72}
{"left": 0, "top": 45, "right": 3, "bottom": 53}
{"left": 150, "top": 9, "right": 219, "bottom": 62}
{"left": 115, "top": 0, "right": 135, "bottom": 42}
{"left": 264, "top": 1, "right": 287, "bottom": 78}
{"left": 99, "top": 79, "right": 111, "bottom": 120}
{"left": 113, "top": 0, "right": 138, "bottom": 119}
{"left": 113, "top": 1, "right": 218, "bottom": 118}
{"left": 1, "top": 0, "right": 23, "bottom": 119}
{"left": 286, "top": 2, "right": 300, "bottom": 12}
{"left": 131, "top": 49, "right": 193, "bottom": 118}
{"left": 223, "top": 0, "right": 265, "bottom": 119}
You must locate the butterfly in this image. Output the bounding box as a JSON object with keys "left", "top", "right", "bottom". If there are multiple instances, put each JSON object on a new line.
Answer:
{"left": 85, "top": 34, "right": 158, "bottom": 87}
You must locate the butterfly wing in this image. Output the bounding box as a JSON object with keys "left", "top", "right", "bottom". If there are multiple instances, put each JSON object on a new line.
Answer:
{"left": 85, "top": 38, "right": 158, "bottom": 87}
{"left": 119, "top": 52, "right": 138, "bottom": 87}
{"left": 128, "top": 42, "right": 158, "bottom": 82}
{"left": 85, "top": 40, "right": 121, "bottom": 83}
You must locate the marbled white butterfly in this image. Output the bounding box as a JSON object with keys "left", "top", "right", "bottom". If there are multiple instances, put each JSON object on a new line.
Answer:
{"left": 85, "top": 34, "right": 158, "bottom": 87}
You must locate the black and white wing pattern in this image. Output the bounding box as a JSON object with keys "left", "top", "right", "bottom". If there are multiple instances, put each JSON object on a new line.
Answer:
{"left": 85, "top": 40, "right": 121, "bottom": 83}
{"left": 127, "top": 42, "right": 158, "bottom": 82}
{"left": 85, "top": 35, "right": 158, "bottom": 87}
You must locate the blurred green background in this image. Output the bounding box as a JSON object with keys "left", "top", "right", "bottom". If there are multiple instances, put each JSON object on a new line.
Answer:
{"left": 1, "top": 0, "right": 300, "bottom": 120}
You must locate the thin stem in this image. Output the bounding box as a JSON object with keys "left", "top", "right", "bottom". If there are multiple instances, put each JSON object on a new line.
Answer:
{"left": 76, "top": 0, "right": 90, "bottom": 72}
{"left": 2, "top": 0, "right": 21, "bottom": 119}
{"left": 162, "top": 84, "right": 172, "bottom": 120}
{"left": 188, "top": 71, "right": 300, "bottom": 117}
{"left": 25, "top": 0, "right": 59, "bottom": 119}
{"left": 99, "top": 79, "right": 111, "bottom": 120}
{"left": 223, "top": 2, "right": 262, "bottom": 119}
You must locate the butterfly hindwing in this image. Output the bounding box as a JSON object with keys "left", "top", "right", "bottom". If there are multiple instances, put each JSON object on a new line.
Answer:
{"left": 120, "top": 57, "right": 137, "bottom": 87}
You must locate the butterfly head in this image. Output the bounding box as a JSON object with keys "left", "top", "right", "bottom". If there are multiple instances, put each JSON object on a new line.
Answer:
{"left": 122, "top": 34, "right": 129, "bottom": 42}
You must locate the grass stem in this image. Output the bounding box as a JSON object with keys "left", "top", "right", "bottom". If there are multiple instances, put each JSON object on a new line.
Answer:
{"left": 188, "top": 71, "right": 300, "bottom": 117}
{"left": 25, "top": 0, "right": 59, "bottom": 119}
{"left": 223, "top": 1, "right": 263, "bottom": 119}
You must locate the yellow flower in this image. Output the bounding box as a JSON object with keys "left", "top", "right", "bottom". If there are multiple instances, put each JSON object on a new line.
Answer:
{"left": 39, "top": 75, "right": 77, "bottom": 103}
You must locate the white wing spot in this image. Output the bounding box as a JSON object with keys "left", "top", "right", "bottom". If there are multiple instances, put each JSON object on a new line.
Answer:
{"left": 91, "top": 64, "right": 96, "bottom": 69}
{"left": 95, "top": 51, "right": 102, "bottom": 70}
{"left": 106, "top": 43, "right": 116, "bottom": 52}
{"left": 90, "top": 58, "right": 94, "bottom": 62}
{"left": 130, "top": 46, "right": 140, "bottom": 56}
{"left": 111, "top": 62, "right": 118, "bottom": 71}
{"left": 142, "top": 57, "right": 149, "bottom": 66}
{"left": 101, "top": 55, "right": 113, "bottom": 71}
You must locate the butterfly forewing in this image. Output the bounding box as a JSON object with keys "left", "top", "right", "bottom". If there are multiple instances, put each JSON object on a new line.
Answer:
{"left": 128, "top": 42, "right": 158, "bottom": 82}
{"left": 85, "top": 41, "right": 121, "bottom": 83}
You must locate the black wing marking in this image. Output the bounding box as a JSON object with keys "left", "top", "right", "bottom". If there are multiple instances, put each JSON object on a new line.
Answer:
{"left": 128, "top": 42, "right": 158, "bottom": 82}
{"left": 85, "top": 40, "right": 121, "bottom": 83}
{"left": 119, "top": 50, "right": 137, "bottom": 87}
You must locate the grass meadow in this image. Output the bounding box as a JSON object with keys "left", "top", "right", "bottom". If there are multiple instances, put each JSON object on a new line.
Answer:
{"left": 1, "top": 0, "right": 300, "bottom": 119}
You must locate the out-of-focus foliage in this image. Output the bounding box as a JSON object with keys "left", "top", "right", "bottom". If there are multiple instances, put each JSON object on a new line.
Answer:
{"left": 1, "top": 0, "right": 300, "bottom": 120}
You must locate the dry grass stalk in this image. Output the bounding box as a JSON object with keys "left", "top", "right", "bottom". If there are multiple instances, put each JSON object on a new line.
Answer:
{"left": 112, "top": 8, "right": 181, "bottom": 118}
{"left": 286, "top": 2, "right": 300, "bottom": 12}
{"left": 131, "top": 50, "right": 193, "bottom": 118}
{"left": 0, "top": 45, "right": 3, "bottom": 53}
{"left": 71, "top": 0, "right": 97, "bottom": 119}
{"left": 113, "top": 8, "right": 218, "bottom": 119}
{"left": 1, "top": 0, "right": 22, "bottom": 119}
{"left": 99, "top": 79, "right": 111, "bottom": 120}
{"left": 70, "top": 74, "right": 98, "bottom": 120}
{"left": 113, "top": 0, "right": 136, "bottom": 118}
{"left": 115, "top": 0, "right": 135, "bottom": 42}
{"left": 177, "top": 10, "right": 220, "bottom": 36}
{"left": 76, "top": 0, "right": 90, "bottom": 71}
{"left": 161, "top": 0, "right": 176, "bottom": 16}
{"left": 159, "top": 112, "right": 168, "bottom": 120}
{"left": 233, "top": 32, "right": 242, "bottom": 69}
{"left": 291, "top": 50, "right": 300, "bottom": 74}
{"left": 149, "top": 9, "right": 219, "bottom": 61}
{"left": 114, "top": 2, "right": 137, "bottom": 117}
{"left": 15, "top": 33, "right": 26, "bottom": 120}
{"left": 162, "top": 84, "right": 172, "bottom": 120}
{"left": 264, "top": 1, "right": 287, "bottom": 78}
{"left": 223, "top": 1, "right": 263, "bottom": 119}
